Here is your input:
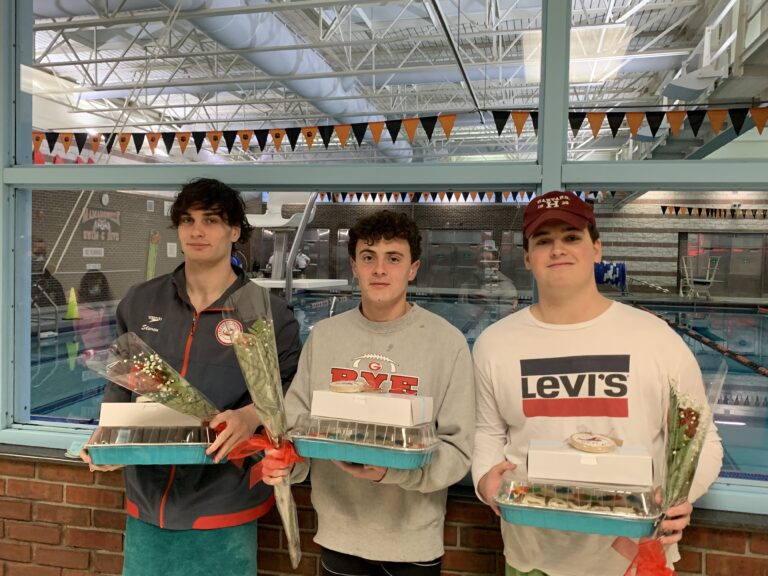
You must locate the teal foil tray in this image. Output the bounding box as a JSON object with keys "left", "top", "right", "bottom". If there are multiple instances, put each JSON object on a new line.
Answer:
{"left": 87, "top": 443, "right": 216, "bottom": 466}
{"left": 498, "top": 503, "right": 660, "bottom": 538}
{"left": 292, "top": 437, "right": 436, "bottom": 470}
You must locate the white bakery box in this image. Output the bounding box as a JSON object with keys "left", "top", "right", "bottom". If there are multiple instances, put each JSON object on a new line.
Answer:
{"left": 494, "top": 438, "right": 661, "bottom": 537}
{"left": 288, "top": 390, "right": 438, "bottom": 469}
{"left": 85, "top": 402, "right": 218, "bottom": 465}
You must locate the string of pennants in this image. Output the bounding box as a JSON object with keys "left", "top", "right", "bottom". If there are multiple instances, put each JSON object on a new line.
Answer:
{"left": 309, "top": 190, "right": 617, "bottom": 203}
{"left": 660, "top": 206, "right": 768, "bottom": 219}
{"left": 31, "top": 106, "right": 768, "bottom": 161}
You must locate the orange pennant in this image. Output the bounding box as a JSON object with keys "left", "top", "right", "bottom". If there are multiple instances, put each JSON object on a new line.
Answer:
{"left": 511, "top": 111, "right": 529, "bottom": 137}
{"left": 207, "top": 131, "right": 222, "bottom": 153}
{"left": 470, "top": 191, "right": 478, "bottom": 201}
{"left": 60, "top": 133, "right": 74, "bottom": 154}
{"left": 586, "top": 113, "right": 605, "bottom": 138}
{"left": 453, "top": 192, "right": 461, "bottom": 202}
{"left": 363, "top": 193, "right": 371, "bottom": 202}
{"left": 625, "top": 112, "right": 645, "bottom": 137}
{"left": 369, "top": 121, "right": 385, "bottom": 145}
{"left": 750, "top": 108, "right": 768, "bottom": 135}
{"left": 335, "top": 125, "right": 351, "bottom": 149}
{"left": 301, "top": 127, "right": 317, "bottom": 150}
{"left": 438, "top": 192, "right": 446, "bottom": 202}
{"left": 269, "top": 129, "right": 284, "bottom": 152}
{"left": 438, "top": 114, "right": 456, "bottom": 140}
{"left": 503, "top": 191, "right": 511, "bottom": 200}
{"left": 707, "top": 109, "right": 728, "bottom": 135}
{"left": 119, "top": 133, "right": 131, "bottom": 153}
{"left": 403, "top": 118, "right": 420, "bottom": 143}
{"left": 665, "top": 111, "right": 687, "bottom": 137}
{"left": 238, "top": 130, "right": 253, "bottom": 151}
{"left": 176, "top": 132, "right": 191, "bottom": 154}
{"left": 33, "top": 131, "right": 44, "bottom": 152}
{"left": 147, "top": 133, "right": 160, "bottom": 154}
{"left": 89, "top": 134, "right": 102, "bottom": 153}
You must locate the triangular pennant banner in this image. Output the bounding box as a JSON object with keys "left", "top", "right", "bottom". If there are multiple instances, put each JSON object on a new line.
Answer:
{"left": 351, "top": 122, "right": 368, "bottom": 146}
{"left": 369, "top": 121, "right": 385, "bottom": 145}
{"left": 269, "top": 129, "right": 284, "bottom": 152}
{"left": 133, "top": 132, "right": 146, "bottom": 154}
{"left": 728, "top": 108, "right": 749, "bottom": 135}
{"left": 707, "top": 109, "right": 728, "bottom": 135}
{"left": 119, "top": 133, "right": 131, "bottom": 153}
{"left": 510, "top": 111, "right": 529, "bottom": 137}
{"left": 192, "top": 131, "right": 206, "bottom": 153}
{"left": 666, "top": 111, "right": 686, "bottom": 137}
{"left": 741, "top": 208, "right": 748, "bottom": 218}
{"left": 752, "top": 209, "right": 758, "bottom": 218}
{"left": 645, "top": 112, "right": 664, "bottom": 137}
{"left": 750, "top": 107, "right": 768, "bottom": 134}
{"left": 177, "top": 132, "right": 191, "bottom": 154}
{"left": 301, "top": 127, "right": 316, "bottom": 150}
{"left": 74, "top": 132, "right": 88, "bottom": 154}
{"left": 33, "top": 131, "right": 44, "bottom": 152}
{"left": 606, "top": 112, "right": 625, "bottom": 138}
{"left": 335, "top": 124, "right": 351, "bottom": 149}
{"left": 89, "top": 134, "right": 102, "bottom": 153}
{"left": 318, "top": 125, "right": 334, "bottom": 149}
{"left": 438, "top": 114, "right": 456, "bottom": 140}
{"left": 238, "top": 130, "right": 253, "bottom": 151}
{"left": 223, "top": 130, "right": 237, "bottom": 153}
{"left": 673, "top": 206, "right": 680, "bottom": 216}
{"left": 624, "top": 112, "right": 644, "bottom": 137}
{"left": 492, "top": 110, "right": 510, "bottom": 135}
{"left": 285, "top": 127, "right": 301, "bottom": 151}
{"left": 45, "top": 132, "right": 59, "bottom": 153}
{"left": 161, "top": 132, "right": 175, "bottom": 154}
{"left": 385, "top": 119, "right": 402, "bottom": 143}
{"left": 148, "top": 133, "right": 161, "bottom": 154}
{"left": 104, "top": 133, "right": 117, "bottom": 154}
{"left": 686, "top": 207, "right": 693, "bottom": 216}
{"left": 661, "top": 205, "right": 668, "bottom": 215}
{"left": 697, "top": 208, "right": 703, "bottom": 217}
{"left": 207, "top": 131, "right": 222, "bottom": 153}
{"left": 60, "top": 133, "right": 74, "bottom": 154}
{"left": 53, "top": 155, "right": 63, "bottom": 164}
{"left": 420, "top": 116, "right": 438, "bottom": 142}
{"left": 687, "top": 110, "right": 706, "bottom": 137}
{"left": 254, "top": 129, "right": 269, "bottom": 151}
{"left": 403, "top": 118, "right": 419, "bottom": 143}
{"left": 586, "top": 113, "right": 605, "bottom": 138}
{"left": 568, "top": 112, "right": 586, "bottom": 138}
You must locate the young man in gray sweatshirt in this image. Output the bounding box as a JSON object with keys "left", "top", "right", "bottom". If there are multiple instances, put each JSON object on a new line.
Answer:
{"left": 263, "top": 210, "right": 475, "bottom": 576}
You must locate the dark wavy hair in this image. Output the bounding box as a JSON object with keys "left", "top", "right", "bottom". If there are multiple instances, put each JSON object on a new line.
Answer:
{"left": 170, "top": 178, "right": 254, "bottom": 245}
{"left": 348, "top": 210, "right": 422, "bottom": 262}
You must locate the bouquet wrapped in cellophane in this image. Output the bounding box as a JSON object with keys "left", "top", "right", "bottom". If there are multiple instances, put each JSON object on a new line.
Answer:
{"left": 224, "top": 282, "right": 302, "bottom": 569}
{"left": 86, "top": 332, "right": 218, "bottom": 422}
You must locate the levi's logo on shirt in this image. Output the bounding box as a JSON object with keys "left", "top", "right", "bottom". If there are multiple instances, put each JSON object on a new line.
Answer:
{"left": 520, "top": 355, "right": 629, "bottom": 418}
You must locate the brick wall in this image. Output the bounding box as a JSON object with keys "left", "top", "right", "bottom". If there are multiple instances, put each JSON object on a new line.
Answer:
{"left": 3, "top": 456, "right": 768, "bottom": 575}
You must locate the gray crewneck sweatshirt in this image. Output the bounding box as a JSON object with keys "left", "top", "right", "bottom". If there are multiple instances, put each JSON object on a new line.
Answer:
{"left": 284, "top": 304, "right": 475, "bottom": 562}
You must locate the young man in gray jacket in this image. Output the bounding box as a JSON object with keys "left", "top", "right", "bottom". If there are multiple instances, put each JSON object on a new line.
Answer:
{"left": 263, "top": 210, "right": 475, "bottom": 576}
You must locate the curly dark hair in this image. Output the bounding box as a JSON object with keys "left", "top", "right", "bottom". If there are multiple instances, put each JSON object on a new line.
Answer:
{"left": 348, "top": 210, "right": 422, "bottom": 262}
{"left": 170, "top": 178, "right": 254, "bottom": 245}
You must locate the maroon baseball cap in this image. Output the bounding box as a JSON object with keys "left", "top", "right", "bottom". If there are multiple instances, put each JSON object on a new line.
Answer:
{"left": 523, "top": 191, "right": 596, "bottom": 239}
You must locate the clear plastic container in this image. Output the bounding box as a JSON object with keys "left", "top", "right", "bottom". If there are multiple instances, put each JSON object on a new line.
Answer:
{"left": 494, "top": 470, "right": 662, "bottom": 538}
{"left": 85, "top": 426, "right": 217, "bottom": 465}
{"left": 288, "top": 414, "right": 438, "bottom": 469}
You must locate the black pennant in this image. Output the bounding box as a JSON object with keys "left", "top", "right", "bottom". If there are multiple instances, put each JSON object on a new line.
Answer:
{"left": 161, "top": 132, "right": 176, "bottom": 153}
{"left": 104, "top": 133, "right": 117, "bottom": 154}
{"left": 697, "top": 207, "right": 703, "bottom": 217}
{"left": 742, "top": 208, "right": 748, "bottom": 218}
{"left": 728, "top": 108, "right": 749, "bottom": 135}
{"left": 730, "top": 208, "right": 736, "bottom": 218}
{"left": 340, "top": 193, "right": 347, "bottom": 202}
{"left": 254, "top": 129, "right": 269, "bottom": 151}
{"left": 530, "top": 112, "right": 539, "bottom": 134}
{"left": 74, "top": 132, "right": 88, "bottom": 154}
{"left": 673, "top": 206, "right": 680, "bottom": 216}
{"left": 222, "top": 131, "right": 237, "bottom": 153}
{"left": 192, "top": 131, "right": 206, "bottom": 153}
{"left": 610, "top": 191, "right": 616, "bottom": 198}
{"left": 646, "top": 112, "right": 664, "bottom": 137}
{"left": 351, "top": 123, "right": 368, "bottom": 146}
{"left": 420, "top": 116, "right": 438, "bottom": 142}
{"left": 752, "top": 209, "right": 758, "bottom": 218}
{"left": 763, "top": 209, "right": 767, "bottom": 219}
{"left": 607, "top": 112, "right": 625, "bottom": 138}
{"left": 385, "top": 192, "right": 393, "bottom": 202}
{"left": 492, "top": 110, "right": 510, "bottom": 135}
{"left": 385, "top": 119, "right": 402, "bottom": 143}
{"left": 318, "top": 125, "right": 334, "bottom": 149}
{"left": 133, "top": 133, "right": 146, "bottom": 154}
{"left": 285, "top": 127, "right": 302, "bottom": 151}
{"left": 44, "top": 132, "right": 59, "bottom": 153}
{"left": 687, "top": 207, "right": 693, "bottom": 216}
{"left": 661, "top": 205, "right": 668, "bottom": 215}
{"left": 687, "top": 110, "right": 706, "bottom": 137}
{"left": 569, "top": 112, "right": 586, "bottom": 137}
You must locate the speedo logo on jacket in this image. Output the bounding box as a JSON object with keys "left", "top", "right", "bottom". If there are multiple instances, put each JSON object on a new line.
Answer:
{"left": 520, "top": 355, "right": 629, "bottom": 417}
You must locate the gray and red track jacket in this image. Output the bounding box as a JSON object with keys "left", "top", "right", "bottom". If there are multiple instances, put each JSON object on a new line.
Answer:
{"left": 104, "top": 264, "right": 301, "bottom": 530}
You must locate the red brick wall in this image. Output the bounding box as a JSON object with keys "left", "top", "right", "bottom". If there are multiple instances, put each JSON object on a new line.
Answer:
{"left": 3, "top": 456, "right": 768, "bottom": 575}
